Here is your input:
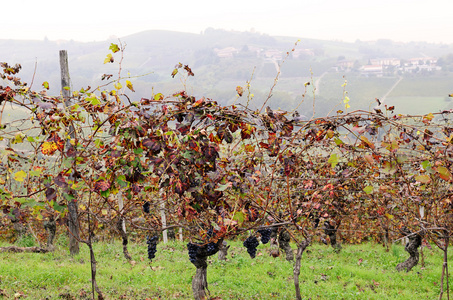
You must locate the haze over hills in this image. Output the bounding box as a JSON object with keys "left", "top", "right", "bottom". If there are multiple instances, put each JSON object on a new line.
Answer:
{"left": 2, "top": 29, "right": 453, "bottom": 116}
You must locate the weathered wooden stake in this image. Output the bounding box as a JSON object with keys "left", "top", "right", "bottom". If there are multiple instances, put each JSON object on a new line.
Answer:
{"left": 59, "top": 50, "right": 80, "bottom": 256}
{"left": 161, "top": 191, "right": 168, "bottom": 243}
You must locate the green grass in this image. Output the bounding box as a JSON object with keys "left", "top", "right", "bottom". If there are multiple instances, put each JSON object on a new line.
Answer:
{"left": 318, "top": 73, "right": 398, "bottom": 106}
{"left": 0, "top": 238, "right": 451, "bottom": 299}
{"left": 388, "top": 76, "right": 453, "bottom": 97}
{"left": 385, "top": 96, "right": 450, "bottom": 115}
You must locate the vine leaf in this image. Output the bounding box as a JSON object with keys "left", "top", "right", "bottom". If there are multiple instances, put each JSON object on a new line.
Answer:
{"left": 126, "top": 80, "right": 135, "bottom": 92}
{"left": 215, "top": 182, "right": 232, "bottom": 192}
{"left": 203, "top": 145, "right": 219, "bottom": 161}
{"left": 45, "top": 187, "right": 57, "bottom": 201}
{"left": 415, "top": 174, "right": 431, "bottom": 184}
{"left": 236, "top": 86, "right": 244, "bottom": 97}
{"left": 109, "top": 43, "right": 120, "bottom": 53}
{"left": 41, "top": 142, "right": 58, "bottom": 155}
{"left": 435, "top": 166, "right": 452, "bottom": 181}
{"left": 104, "top": 53, "right": 114, "bottom": 64}
{"left": 13, "top": 170, "right": 27, "bottom": 182}
{"left": 94, "top": 179, "right": 110, "bottom": 192}
{"left": 54, "top": 174, "right": 68, "bottom": 188}
{"left": 363, "top": 185, "right": 374, "bottom": 194}
{"left": 360, "top": 136, "right": 375, "bottom": 149}
{"left": 174, "top": 178, "right": 186, "bottom": 196}
{"left": 328, "top": 153, "right": 339, "bottom": 168}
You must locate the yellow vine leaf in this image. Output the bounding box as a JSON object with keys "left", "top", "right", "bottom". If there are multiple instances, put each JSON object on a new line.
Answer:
{"left": 126, "top": 80, "right": 135, "bottom": 92}
{"left": 41, "top": 141, "right": 58, "bottom": 155}
{"left": 14, "top": 170, "right": 27, "bottom": 182}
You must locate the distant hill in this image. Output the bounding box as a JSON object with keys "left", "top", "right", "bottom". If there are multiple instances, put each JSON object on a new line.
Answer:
{"left": 2, "top": 29, "right": 453, "bottom": 116}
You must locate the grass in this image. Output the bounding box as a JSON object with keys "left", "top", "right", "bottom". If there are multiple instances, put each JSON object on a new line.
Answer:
{"left": 318, "top": 73, "right": 398, "bottom": 107}
{"left": 0, "top": 237, "right": 451, "bottom": 299}
{"left": 384, "top": 96, "right": 449, "bottom": 115}
{"left": 388, "top": 76, "right": 453, "bottom": 98}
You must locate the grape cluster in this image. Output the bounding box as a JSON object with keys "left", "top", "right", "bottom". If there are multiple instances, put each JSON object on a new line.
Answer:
{"left": 243, "top": 236, "right": 260, "bottom": 258}
{"left": 143, "top": 201, "right": 150, "bottom": 214}
{"left": 258, "top": 228, "right": 272, "bottom": 244}
{"left": 146, "top": 235, "right": 158, "bottom": 261}
{"left": 187, "top": 242, "right": 200, "bottom": 263}
{"left": 205, "top": 242, "right": 218, "bottom": 256}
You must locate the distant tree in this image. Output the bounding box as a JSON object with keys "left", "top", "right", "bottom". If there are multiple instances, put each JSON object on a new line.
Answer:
{"left": 353, "top": 60, "right": 362, "bottom": 71}
{"left": 436, "top": 57, "right": 445, "bottom": 66}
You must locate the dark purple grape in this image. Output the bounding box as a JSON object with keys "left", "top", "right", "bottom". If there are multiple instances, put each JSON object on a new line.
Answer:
{"left": 143, "top": 201, "right": 150, "bottom": 214}
{"left": 146, "top": 235, "right": 158, "bottom": 261}
{"left": 187, "top": 242, "right": 199, "bottom": 263}
{"left": 258, "top": 228, "right": 272, "bottom": 244}
{"left": 205, "top": 242, "right": 218, "bottom": 256}
{"left": 243, "top": 236, "right": 259, "bottom": 258}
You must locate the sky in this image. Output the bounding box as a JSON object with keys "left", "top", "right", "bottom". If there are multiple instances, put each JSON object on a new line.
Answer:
{"left": 3, "top": 0, "right": 453, "bottom": 44}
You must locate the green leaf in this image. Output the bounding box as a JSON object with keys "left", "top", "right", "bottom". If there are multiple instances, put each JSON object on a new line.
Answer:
{"left": 109, "top": 43, "right": 120, "bottom": 53}
{"left": 363, "top": 185, "right": 374, "bottom": 194}
{"left": 86, "top": 94, "right": 101, "bottom": 105}
{"left": 154, "top": 93, "right": 164, "bottom": 101}
{"left": 29, "top": 168, "right": 43, "bottom": 177}
{"left": 133, "top": 148, "right": 143, "bottom": 155}
{"left": 53, "top": 201, "right": 67, "bottom": 212}
{"left": 12, "top": 132, "right": 25, "bottom": 144}
{"left": 100, "top": 190, "right": 110, "bottom": 197}
{"left": 328, "top": 153, "right": 339, "bottom": 168}
{"left": 215, "top": 182, "right": 232, "bottom": 191}
{"left": 415, "top": 175, "right": 431, "bottom": 184}
{"left": 334, "top": 138, "right": 344, "bottom": 145}
{"left": 421, "top": 160, "right": 432, "bottom": 170}
{"left": 42, "top": 81, "right": 49, "bottom": 90}
{"left": 181, "top": 150, "right": 194, "bottom": 159}
{"left": 344, "top": 96, "right": 350, "bottom": 109}
{"left": 381, "top": 161, "right": 397, "bottom": 175}
{"left": 104, "top": 53, "right": 114, "bottom": 64}
{"left": 232, "top": 211, "right": 245, "bottom": 226}
{"left": 116, "top": 175, "right": 128, "bottom": 188}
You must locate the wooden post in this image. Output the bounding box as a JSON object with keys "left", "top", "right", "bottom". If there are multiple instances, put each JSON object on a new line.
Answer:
{"left": 118, "top": 192, "right": 126, "bottom": 233}
{"left": 160, "top": 191, "right": 168, "bottom": 243}
{"left": 60, "top": 50, "right": 80, "bottom": 256}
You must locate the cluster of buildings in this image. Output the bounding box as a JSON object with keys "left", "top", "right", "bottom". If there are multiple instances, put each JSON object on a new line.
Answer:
{"left": 213, "top": 46, "right": 442, "bottom": 77}
{"left": 213, "top": 46, "right": 314, "bottom": 61}
{"left": 336, "top": 57, "right": 441, "bottom": 76}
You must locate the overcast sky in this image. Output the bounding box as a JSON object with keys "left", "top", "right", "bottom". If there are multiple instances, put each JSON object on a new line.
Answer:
{"left": 3, "top": 0, "right": 453, "bottom": 44}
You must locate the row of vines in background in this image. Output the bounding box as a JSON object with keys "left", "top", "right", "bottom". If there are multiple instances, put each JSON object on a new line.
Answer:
{"left": 1, "top": 43, "right": 453, "bottom": 299}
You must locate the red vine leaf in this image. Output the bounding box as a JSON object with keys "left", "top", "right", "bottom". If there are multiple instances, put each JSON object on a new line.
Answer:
{"left": 46, "top": 187, "right": 57, "bottom": 201}
{"left": 94, "top": 179, "right": 110, "bottom": 192}
{"left": 54, "top": 173, "right": 68, "bottom": 188}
